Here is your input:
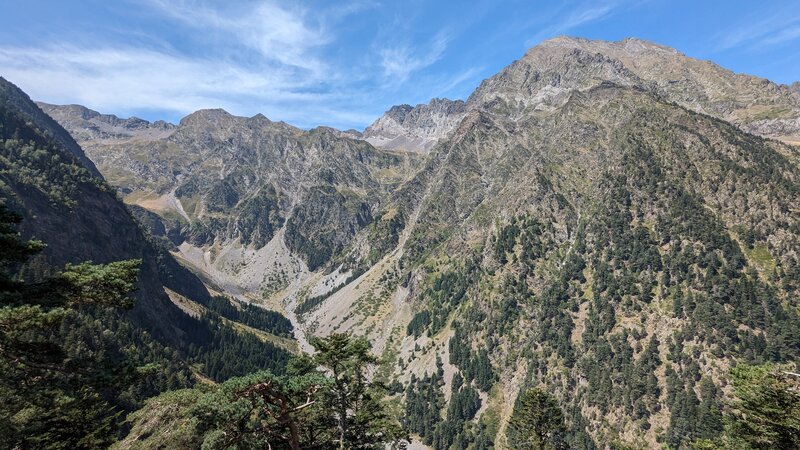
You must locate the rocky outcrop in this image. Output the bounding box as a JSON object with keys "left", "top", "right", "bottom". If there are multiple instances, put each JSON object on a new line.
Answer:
{"left": 36, "top": 102, "right": 176, "bottom": 143}
{"left": 362, "top": 98, "right": 467, "bottom": 153}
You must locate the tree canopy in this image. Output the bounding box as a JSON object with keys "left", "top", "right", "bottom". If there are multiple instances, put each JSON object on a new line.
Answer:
{"left": 0, "top": 203, "right": 141, "bottom": 448}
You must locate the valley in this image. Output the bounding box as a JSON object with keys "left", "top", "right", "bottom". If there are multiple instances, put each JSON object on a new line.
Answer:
{"left": 2, "top": 34, "right": 799, "bottom": 449}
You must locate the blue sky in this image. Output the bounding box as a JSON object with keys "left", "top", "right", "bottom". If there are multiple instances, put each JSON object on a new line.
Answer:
{"left": 1, "top": 0, "right": 799, "bottom": 130}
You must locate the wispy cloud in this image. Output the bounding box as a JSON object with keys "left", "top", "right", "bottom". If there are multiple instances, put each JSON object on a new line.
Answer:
{"left": 379, "top": 32, "right": 450, "bottom": 85}
{"left": 0, "top": 44, "right": 357, "bottom": 128}
{"left": 145, "top": 0, "right": 328, "bottom": 72}
{"left": 526, "top": 2, "right": 618, "bottom": 45}
{"left": 715, "top": 11, "right": 800, "bottom": 51}
{"left": 0, "top": 0, "right": 467, "bottom": 129}
{"left": 0, "top": 1, "right": 376, "bottom": 128}
{"left": 762, "top": 25, "right": 800, "bottom": 46}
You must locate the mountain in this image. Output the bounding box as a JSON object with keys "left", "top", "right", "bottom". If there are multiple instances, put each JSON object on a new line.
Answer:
{"left": 469, "top": 36, "right": 800, "bottom": 143}
{"left": 0, "top": 76, "right": 294, "bottom": 385}
{"left": 369, "top": 37, "right": 800, "bottom": 152}
{"left": 364, "top": 82, "right": 800, "bottom": 448}
{"left": 36, "top": 102, "right": 176, "bottom": 147}
{"left": 36, "top": 36, "right": 800, "bottom": 449}
{"left": 0, "top": 78, "right": 203, "bottom": 335}
{"left": 284, "top": 38, "right": 800, "bottom": 447}
{"left": 362, "top": 98, "right": 467, "bottom": 153}
{"left": 41, "top": 103, "right": 420, "bottom": 327}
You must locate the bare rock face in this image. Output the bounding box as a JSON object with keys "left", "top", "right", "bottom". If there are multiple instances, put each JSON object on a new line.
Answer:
{"left": 468, "top": 36, "right": 800, "bottom": 143}
{"left": 468, "top": 38, "right": 651, "bottom": 115}
{"left": 365, "top": 37, "right": 800, "bottom": 156}
{"left": 362, "top": 98, "right": 467, "bottom": 154}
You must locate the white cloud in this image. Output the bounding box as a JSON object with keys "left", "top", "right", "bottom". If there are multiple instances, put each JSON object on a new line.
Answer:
{"left": 0, "top": 1, "right": 386, "bottom": 129}
{"left": 145, "top": 0, "right": 328, "bottom": 72}
{"left": 0, "top": 1, "right": 480, "bottom": 129}
{"left": 715, "top": 11, "right": 800, "bottom": 51}
{"left": 379, "top": 32, "right": 449, "bottom": 84}
{"left": 0, "top": 45, "right": 356, "bottom": 127}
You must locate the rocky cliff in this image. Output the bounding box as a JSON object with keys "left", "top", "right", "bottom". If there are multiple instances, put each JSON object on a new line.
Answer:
{"left": 362, "top": 98, "right": 467, "bottom": 154}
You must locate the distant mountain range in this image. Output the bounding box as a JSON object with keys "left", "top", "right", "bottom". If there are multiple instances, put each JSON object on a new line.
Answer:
{"left": 7, "top": 36, "right": 800, "bottom": 448}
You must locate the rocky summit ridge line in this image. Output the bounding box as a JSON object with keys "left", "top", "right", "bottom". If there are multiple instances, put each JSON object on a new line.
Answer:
{"left": 361, "top": 36, "right": 800, "bottom": 154}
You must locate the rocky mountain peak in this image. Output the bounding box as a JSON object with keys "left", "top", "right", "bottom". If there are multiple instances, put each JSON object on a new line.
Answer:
{"left": 362, "top": 98, "right": 467, "bottom": 154}
{"left": 178, "top": 108, "right": 234, "bottom": 127}
{"left": 468, "top": 38, "right": 649, "bottom": 115}
{"left": 535, "top": 35, "right": 681, "bottom": 57}
{"left": 384, "top": 104, "right": 414, "bottom": 122}
{"left": 248, "top": 112, "right": 272, "bottom": 124}
{"left": 467, "top": 36, "right": 800, "bottom": 142}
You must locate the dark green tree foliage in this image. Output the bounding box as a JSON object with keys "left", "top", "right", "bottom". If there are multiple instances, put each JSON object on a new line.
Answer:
{"left": 449, "top": 322, "right": 495, "bottom": 391}
{"left": 443, "top": 130, "right": 800, "bottom": 448}
{"left": 507, "top": 388, "right": 567, "bottom": 450}
{"left": 494, "top": 215, "right": 551, "bottom": 267}
{"left": 407, "top": 261, "right": 478, "bottom": 338}
{"left": 724, "top": 364, "right": 800, "bottom": 449}
{"left": 180, "top": 314, "right": 291, "bottom": 382}
{"left": 0, "top": 203, "right": 141, "bottom": 448}
{"left": 473, "top": 421, "right": 496, "bottom": 450}
{"left": 404, "top": 362, "right": 446, "bottom": 444}
{"left": 187, "top": 333, "right": 405, "bottom": 450}
{"left": 311, "top": 333, "right": 404, "bottom": 447}
{"left": 695, "top": 377, "right": 724, "bottom": 440}
{"left": 430, "top": 372, "right": 482, "bottom": 449}
{"left": 0, "top": 103, "right": 105, "bottom": 207}
{"left": 494, "top": 221, "right": 520, "bottom": 264}
{"left": 57, "top": 307, "right": 197, "bottom": 410}
{"left": 193, "top": 369, "right": 325, "bottom": 450}
{"left": 407, "top": 309, "right": 431, "bottom": 337}
{"left": 560, "top": 133, "right": 800, "bottom": 446}
{"left": 196, "top": 294, "right": 293, "bottom": 337}
{"left": 510, "top": 211, "right": 582, "bottom": 369}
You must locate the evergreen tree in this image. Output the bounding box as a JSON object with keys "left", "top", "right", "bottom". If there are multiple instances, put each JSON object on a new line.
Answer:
{"left": 725, "top": 364, "right": 800, "bottom": 449}
{"left": 311, "top": 333, "right": 405, "bottom": 448}
{"left": 507, "top": 387, "right": 567, "bottom": 450}
{"left": 165, "top": 333, "right": 406, "bottom": 449}
{"left": 0, "top": 203, "right": 141, "bottom": 448}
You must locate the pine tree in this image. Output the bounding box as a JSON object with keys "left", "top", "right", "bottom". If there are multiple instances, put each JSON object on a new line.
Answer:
{"left": 725, "top": 364, "right": 800, "bottom": 449}
{"left": 311, "top": 333, "right": 406, "bottom": 449}
{"left": 0, "top": 203, "right": 141, "bottom": 448}
{"left": 507, "top": 387, "right": 567, "bottom": 450}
